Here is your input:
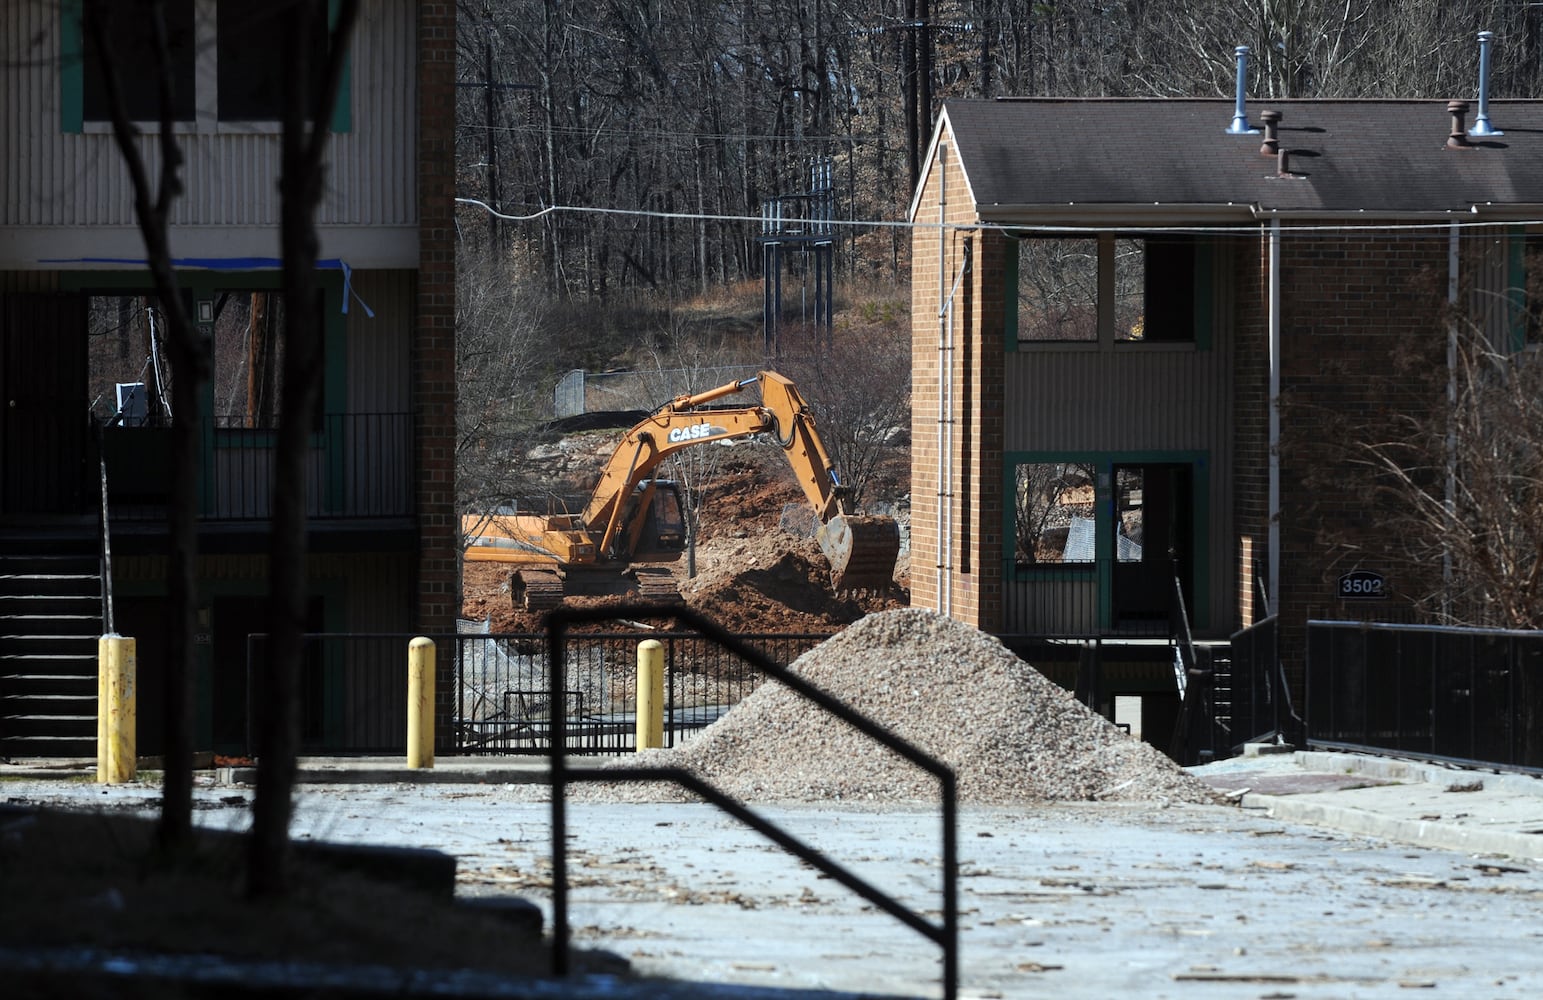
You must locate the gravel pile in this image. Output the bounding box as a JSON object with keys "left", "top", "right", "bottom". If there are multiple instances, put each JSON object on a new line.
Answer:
{"left": 595, "top": 608, "right": 1222, "bottom": 805}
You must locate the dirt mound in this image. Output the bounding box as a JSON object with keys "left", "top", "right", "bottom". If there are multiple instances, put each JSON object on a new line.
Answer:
{"left": 598, "top": 608, "right": 1222, "bottom": 806}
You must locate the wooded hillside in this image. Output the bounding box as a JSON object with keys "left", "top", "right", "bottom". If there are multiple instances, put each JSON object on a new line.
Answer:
{"left": 455, "top": 0, "right": 1543, "bottom": 296}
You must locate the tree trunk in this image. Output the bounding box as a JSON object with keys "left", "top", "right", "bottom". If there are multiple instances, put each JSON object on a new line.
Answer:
{"left": 247, "top": 0, "right": 359, "bottom": 899}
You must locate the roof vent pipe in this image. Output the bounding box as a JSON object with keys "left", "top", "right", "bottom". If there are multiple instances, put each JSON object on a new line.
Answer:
{"left": 1227, "top": 46, "right": 1259, "bottom": 134}
{"left": 1259, "top": 109, "right": 1282, "bottom": 155}
{"left": 1448, "top": 101, "right": 1473, "bottom": 149}
{"left": 1470, "top": 30, "right": 1503, "bottom": 136}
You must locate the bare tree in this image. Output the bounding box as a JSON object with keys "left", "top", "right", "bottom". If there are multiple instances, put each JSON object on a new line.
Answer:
{"left": 456, "top": 252, "right": 557, "bottom": 522}
{"left": 247, "top": 0, "right": 360, "bottom": 899}
{"left": 82, "top": 0, "right": 206, "bottom": 854}
{"left": 776, "top": 293, "right": 912, "bottom": 511}
{"left": 1349, "top": 321, "right": 1543, "bottom": 628}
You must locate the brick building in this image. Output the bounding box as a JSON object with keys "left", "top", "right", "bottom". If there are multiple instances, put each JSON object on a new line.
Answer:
{"left": 908, "top": 97, "right": 1543, "bottom": 733}
{"left": 0, "top": 2, "right": 457, "bottom": 756}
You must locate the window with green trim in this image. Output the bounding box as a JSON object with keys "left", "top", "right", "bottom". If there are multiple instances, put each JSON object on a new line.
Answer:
{"left": 212, "top": 290, "right": 324, "bottom": 430}
{"left": 63, "top": 1, "right": 350, "bottom": 133}
{"left": 1012, "top": 235, "right": 1208, "bottom": 346}
{"left": 81, "top": 0, "right": 195, "bottom": 124}
{"left": 216, "top": 1, "right": 329, "bottom": 122}
{"left": 1012, "top": 462, "right": 1096, "bottom": 565}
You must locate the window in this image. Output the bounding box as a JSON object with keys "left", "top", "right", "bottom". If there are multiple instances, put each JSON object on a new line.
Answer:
{"left": 1470, "top": 230, "right": 1543, "bottom": 350}
{"left": 1013, "top": 462, "right": 1096, "bottom": 565}
{"left": 81, "top": 0, "right": 196, "bottom": 124}
{"left": 88, "top": 294, "right": 176, "bottom": 427}
{"left": 64, "top": 1, "right": 349, "bottom": 133}
{"left": 1013, "top": 235, "right": 1203, "bottom": 345}
{"left": 212, "top": 290, "right": 324, "bottom": 430}
{"left": 1016, "top": 239, "right": 1098, "bottom": 342}
{"left": 1115, "top": 467, "right": 1145, "bottom": 562}
{"left": 216, "top": 2, "right": 329, "bottom": 122}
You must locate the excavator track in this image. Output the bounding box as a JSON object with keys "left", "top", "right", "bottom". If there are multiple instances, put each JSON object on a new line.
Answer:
{"left": 818, "top": 515, "right": 901, "bottom": 593}
{"left": 631, "top": 566, "right": 684, "bottom": 604}
{"left": 513, "top": 569, "right": 565, "bottom": 611}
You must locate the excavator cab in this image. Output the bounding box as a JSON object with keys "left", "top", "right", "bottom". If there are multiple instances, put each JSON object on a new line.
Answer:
{"left": 615, "top": 480, "right": 686, "bottom": 560}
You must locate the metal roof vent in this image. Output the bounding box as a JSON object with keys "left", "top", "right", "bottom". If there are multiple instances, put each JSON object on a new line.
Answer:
{"left": 1227, "top": 46, "right": 1259, "bottom": 134}
{"left": 1470, "top": 30, "right": 1503, "bottom": 137}
{"left": 1448, "top": 101, "right": 1474, "bottom": 149}
{"left": 1259, "top": 110, "right": 1282, "bottom": 156}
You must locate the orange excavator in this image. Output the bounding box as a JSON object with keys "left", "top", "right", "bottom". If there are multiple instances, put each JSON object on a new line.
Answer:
{"left": 462, "top": 370, "right": 901, "bottom": 610}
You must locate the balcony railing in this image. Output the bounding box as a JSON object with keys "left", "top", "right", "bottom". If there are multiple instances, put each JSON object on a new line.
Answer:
{"left": 1001, "top": 557, "right": 1183, "bottom": 638}
{"left": 104, "top": 412, "right": 413, "bottom": 521}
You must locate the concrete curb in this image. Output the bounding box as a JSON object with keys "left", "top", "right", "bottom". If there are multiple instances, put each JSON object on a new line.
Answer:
{"left": 1296, "top": 750, "right": 1543, "bottom": 796}
{"left": 1240, "top": 791, "right": 1543, "bottom": 863}
{"left": 1233, "top": 751, "right": 1543, "bottom": 862}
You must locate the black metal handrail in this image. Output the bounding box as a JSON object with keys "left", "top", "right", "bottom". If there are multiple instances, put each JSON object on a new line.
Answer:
{"left": 544, "top": 603, "right": 958, "bottom": 1000}
{"left": 95, "top": 424, "right": 115, "bottom": 634}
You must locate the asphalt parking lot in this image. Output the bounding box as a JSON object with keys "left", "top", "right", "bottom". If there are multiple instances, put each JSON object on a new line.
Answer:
{"left": 4, "top": 751, "right": 1543, "bottom": 999}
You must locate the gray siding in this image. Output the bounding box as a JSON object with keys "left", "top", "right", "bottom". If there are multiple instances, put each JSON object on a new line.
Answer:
{"left": 346, "top": 270, "right": 413, "bottom": 413}
{"left": 2, "top": 1, "right": 417, "bottom": 232}
{"left": 1004, "top": 338, "right": 1235, "bottom": 632}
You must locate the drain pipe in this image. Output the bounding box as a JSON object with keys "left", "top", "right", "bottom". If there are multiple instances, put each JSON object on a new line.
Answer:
{"left": 1470, "top": 31, "right": 1503, "bottom": 137}
{"left": 936, "top": 145, "right": 954, "bottom": 618}
{"left": 1444, "top": 223, "right": 1459, "bottom": 612}
{"left": 1267, "top": 218, "right": 1281, "bottom": 616}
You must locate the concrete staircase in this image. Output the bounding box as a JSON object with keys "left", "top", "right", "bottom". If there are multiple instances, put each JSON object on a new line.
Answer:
{"left": 0, "top": 543, "right": 102, "bottom": 759}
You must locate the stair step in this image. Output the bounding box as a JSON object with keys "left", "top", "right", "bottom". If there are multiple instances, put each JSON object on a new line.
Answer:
{"left": 0, "top": 635, "right": 104, "bottom": 645}
{"left": 0, "top": 608, "right": 101, "bottom": 617}
{"left": 0, "top": 573, "right": 99, "bottom": 582}
{"left": 0, "top": 594, "right": 99, "bottom": 602}
{"left": 0, "top": 735, "right": 99, "bottom": 756}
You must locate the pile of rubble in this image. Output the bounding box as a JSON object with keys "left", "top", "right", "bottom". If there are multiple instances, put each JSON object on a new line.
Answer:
{"left": 599, "top": 608, "right": 1222, "bottom": 805}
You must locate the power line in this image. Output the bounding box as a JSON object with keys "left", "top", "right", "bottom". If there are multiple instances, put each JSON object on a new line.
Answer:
{"left": 454, "top": 198, "right": 1543, "bottom": 237}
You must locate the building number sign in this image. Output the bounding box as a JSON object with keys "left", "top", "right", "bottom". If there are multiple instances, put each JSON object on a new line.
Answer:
{"left": 1337, "top": 570, "right": 1386, "bottom": 600}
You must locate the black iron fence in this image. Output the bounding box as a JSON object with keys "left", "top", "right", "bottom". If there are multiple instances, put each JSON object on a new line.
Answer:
{"left": 1306, "top": 620, "right": 1543, "bottom": 773}
{"left": 243, "top": 630, "right": 829, "bottom": 756}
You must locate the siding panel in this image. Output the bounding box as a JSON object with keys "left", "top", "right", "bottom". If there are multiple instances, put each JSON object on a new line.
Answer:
{"left": 2, "top": 0, "right": 417, "bottom": 231}
{"left": 1005, "top": 336, "right": 1236, "bottom": 631}
{"left": 345, "top": 270, "right": 412, "bottom": 413}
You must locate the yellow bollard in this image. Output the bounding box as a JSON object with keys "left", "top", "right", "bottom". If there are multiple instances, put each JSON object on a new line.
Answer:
{"left": 408, "top": 636, "right": 435, "bottom": 768}
{"left": 97, "top": 635, "right": 137, "bottom": 784}
{"left": 636, "top": 639, "right": 664, "bottom": 751}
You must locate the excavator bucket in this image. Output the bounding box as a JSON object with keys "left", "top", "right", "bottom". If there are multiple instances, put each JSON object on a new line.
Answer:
{"left": 817, "top": 515, "right": 901, "bottom": 592}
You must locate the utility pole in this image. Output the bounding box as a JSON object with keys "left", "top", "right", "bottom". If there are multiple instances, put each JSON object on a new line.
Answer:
{"left": 900, "top": 2, "right": 937, "bottom": 191}
{"left": 456, "top": 19, "right": 534, "bottom": 248}
{"left": 483, "top": 38, "right": 501, "bottom": 247}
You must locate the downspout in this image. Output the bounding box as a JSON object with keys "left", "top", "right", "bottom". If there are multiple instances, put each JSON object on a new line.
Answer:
{"left": 1445, "top": 223, "right": 1459, "bottom": 609}
{"left": 1268, "top": 218, "right": 1281, "bottom": 616}
{"left": 936, "top": 145, "right": 953, "bottom": 617}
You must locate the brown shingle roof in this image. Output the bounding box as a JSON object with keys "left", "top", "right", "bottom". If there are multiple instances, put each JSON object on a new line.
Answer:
{"left": 939, "top": 98, "right": 1543, "bottom": 220}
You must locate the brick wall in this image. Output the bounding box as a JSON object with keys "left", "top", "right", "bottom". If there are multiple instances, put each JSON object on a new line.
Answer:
{"left": 1233, "top": 232, "right": 1270, "bottom": 627}
{"left": 1271, "top": 229, "right": 1447, "bottom": 692}
{"left": 416, "top": 2, "right": 457, "bottom": 742}
{"left": 909, "top": 134, "right": 1006, "bottom": 631}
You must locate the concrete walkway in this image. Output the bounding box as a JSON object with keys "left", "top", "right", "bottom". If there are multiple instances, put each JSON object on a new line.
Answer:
{"left": 6, "top": 749, "right": 1543, "bottom": 997}
{"left": 8, "top": 747, "right": 1543, "bottom": 863}
{"left": 1189, "top": 747, "right": 1543, "bottom": 863}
